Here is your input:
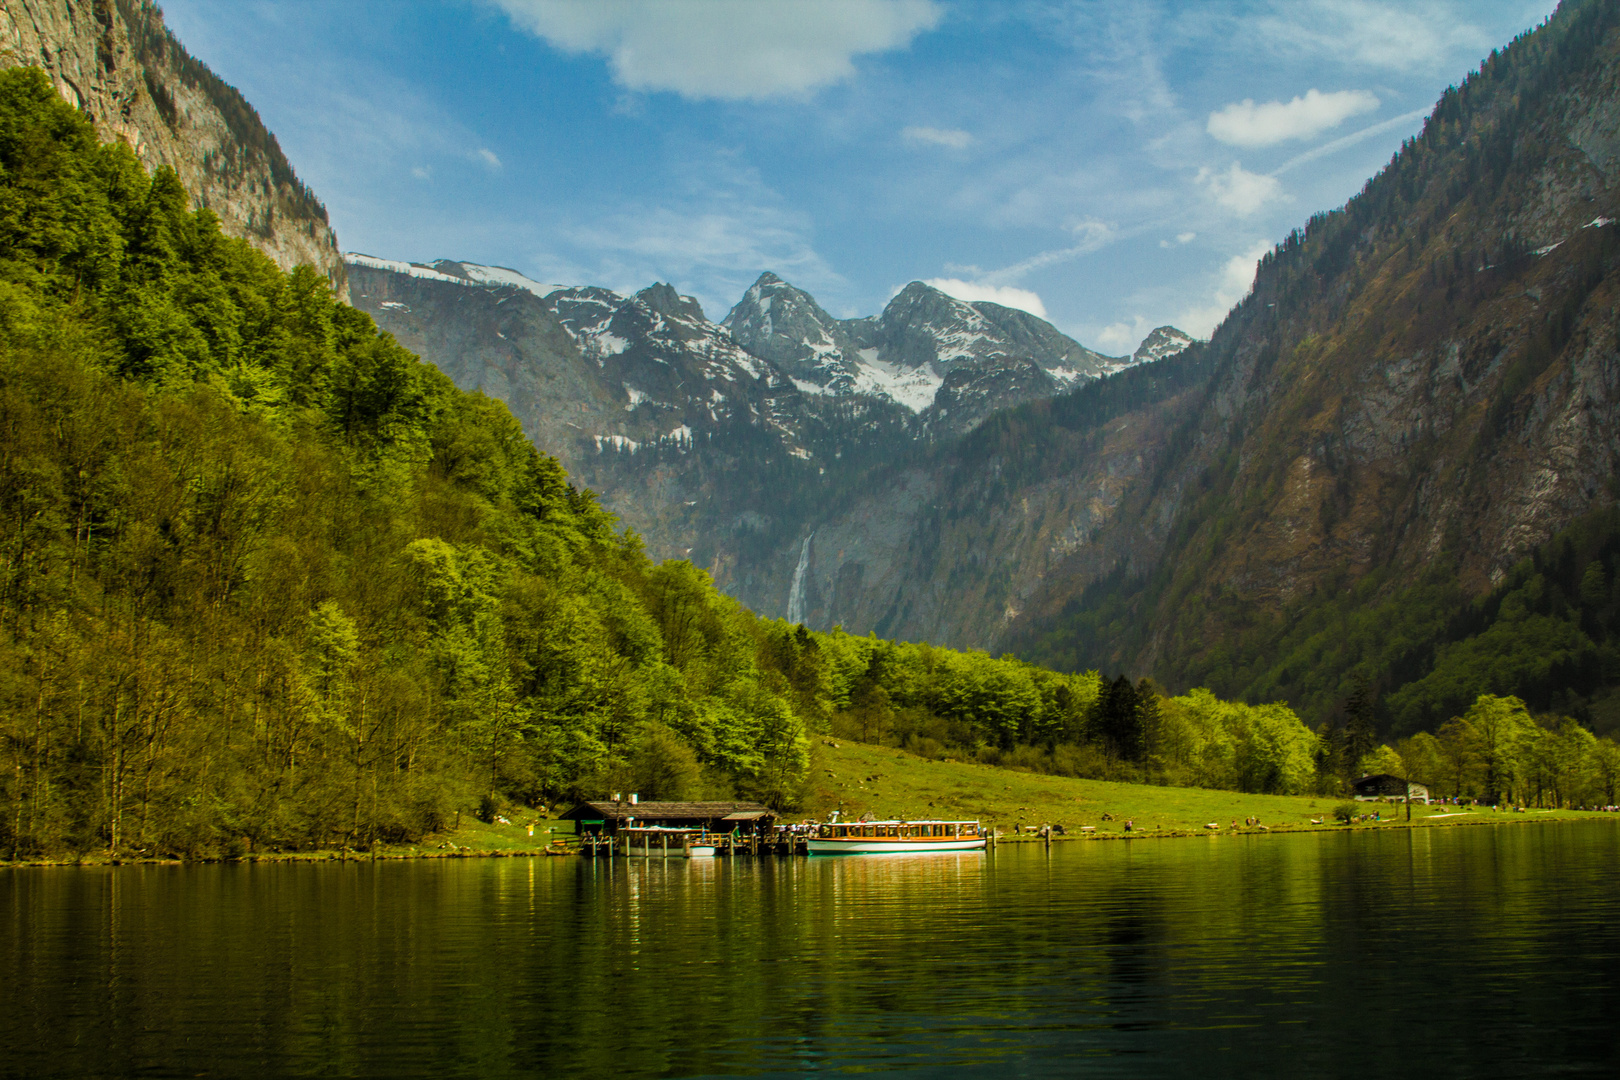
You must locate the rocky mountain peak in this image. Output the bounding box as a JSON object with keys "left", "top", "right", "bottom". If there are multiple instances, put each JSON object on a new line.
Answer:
{"left": 634, "top": 282, "right": 706, "bottom": 323}
{"left": 722, "top": 271, "right": 854, "bottom": 385}
{"left": 1131, "top": 326, "right": 1195, "bottom": 365}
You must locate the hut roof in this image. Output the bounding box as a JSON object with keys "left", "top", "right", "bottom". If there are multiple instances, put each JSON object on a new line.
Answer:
{"left": 560, "top": 800, "right": 773, "bottom": 823}
{"left": 1353, "top": 773, "right": 1424, "bottom": 792}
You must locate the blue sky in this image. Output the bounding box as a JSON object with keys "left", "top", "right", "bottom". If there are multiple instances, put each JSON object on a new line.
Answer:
{"left": 162, "top": 0, "right": 1557, "bottom": 354}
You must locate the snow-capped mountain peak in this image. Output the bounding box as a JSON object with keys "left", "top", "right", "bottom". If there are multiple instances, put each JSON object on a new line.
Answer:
{"left": 1131, "top": 326, "right": 1196, "bottom": 365}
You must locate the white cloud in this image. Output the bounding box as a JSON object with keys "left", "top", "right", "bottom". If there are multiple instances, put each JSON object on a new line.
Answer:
{"left": 902, "top": 125, "right": 973, "bottom": 149}
{"left": 924, "top": 279, "right": 1048, "bottom": 319}
{"left": 493, "top": 0, "right": 942, "bottom": 101}
{"left": 1207, "top": 88, "right": 1379, "bottom": 147}
{"left": 1096, "top": 316, "right": 1150, "bottom": 353}
{"left": 1161, "top": 231, "right": 1196, "bottom": 248}
{"left": 1198, "top": 163, "right": 1283, "bottom": 217}
{"left": 1174, "top": 241, "right": 1272, "bottom": 338}
{"left": 478, "top": 148, "right": 502, "bottom": 169}
{"left": 411, "top": 166, "right": 431, "bottom": 180}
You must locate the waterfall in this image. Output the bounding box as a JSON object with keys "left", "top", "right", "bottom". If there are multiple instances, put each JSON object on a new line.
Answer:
{"left": 787, "top": 533, "right": 814, "bottom": 625}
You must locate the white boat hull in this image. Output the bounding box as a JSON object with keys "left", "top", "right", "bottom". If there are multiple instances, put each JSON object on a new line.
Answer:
{"left": 806, "top": 837, "right": 986, "bottom": 855}
{"left": 685, "top": 845, "right": 716, "bottom": 858}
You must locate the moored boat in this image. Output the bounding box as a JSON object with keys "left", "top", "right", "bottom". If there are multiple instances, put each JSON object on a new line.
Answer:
{"left": 807, "top": 819, "right": 986, "bottom": 854}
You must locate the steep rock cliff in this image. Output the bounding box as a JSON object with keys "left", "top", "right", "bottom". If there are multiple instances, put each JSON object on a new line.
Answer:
{"left": 994, "top": 0, "right": 1620, "bottom": 724}
{"left": 0, "top": 0, "right": 344, "bottom": 295}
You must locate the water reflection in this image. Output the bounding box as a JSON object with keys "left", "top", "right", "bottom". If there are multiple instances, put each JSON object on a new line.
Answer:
{"left": 3, "top": 824, "right": 1619, "bottom": 1078}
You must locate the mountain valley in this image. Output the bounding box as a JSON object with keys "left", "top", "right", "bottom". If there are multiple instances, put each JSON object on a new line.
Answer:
{"left": 345, "top": 254, "right": 1182, "bottom": 623}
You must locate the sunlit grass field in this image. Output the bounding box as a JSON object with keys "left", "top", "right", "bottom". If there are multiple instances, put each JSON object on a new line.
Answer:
{"left": 803, "top": 740, "right": 1606, "bottom": 838}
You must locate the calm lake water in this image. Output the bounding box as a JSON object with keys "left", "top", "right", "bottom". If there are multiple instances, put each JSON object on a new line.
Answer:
{"left": 4, "top": 823, "right": 1619, "bottom": 1079}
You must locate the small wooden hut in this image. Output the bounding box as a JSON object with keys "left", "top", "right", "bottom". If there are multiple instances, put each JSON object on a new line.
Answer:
{"left": 1352, "top": 773, "right": 1430, "bottom": 803}
{"left": 560, "top": 799, "right": 774, "bottom": 836}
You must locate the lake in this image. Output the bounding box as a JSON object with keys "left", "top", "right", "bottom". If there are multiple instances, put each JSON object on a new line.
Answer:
{"left": 3, "top": 822, "right": 1618, "bottom": 1078}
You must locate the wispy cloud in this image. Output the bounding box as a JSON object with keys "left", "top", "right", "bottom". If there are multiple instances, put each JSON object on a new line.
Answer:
{"left": 977, "top": 219, "right": 1118, "bottom": 285}
{"left": 492, "top": 0, "right": 942, "bottom": 100}
{"left": 902, "top": 125, "right": 973, "bottom": 149}
{"left": 542, "top": 197, "right": 841, "bottom": 318}
{"left": 1251, "top": 0, "right": 1492, "bottom": 72}
{"left": 1208, "top": 88, "right": 1379, "bottom": 147}
{"left": 1271, "top": 107, "right": 1430, "bottom": 174}
{"left": 477, "top": 148, "right": 502, "bottom": 169}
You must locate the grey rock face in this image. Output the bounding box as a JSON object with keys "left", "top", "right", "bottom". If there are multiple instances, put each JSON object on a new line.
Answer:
{"left": 0, "top": 0, "right": 346, "bottom": 297}
{"left": 721, "top": 272, "right": 860, "bottom": 388}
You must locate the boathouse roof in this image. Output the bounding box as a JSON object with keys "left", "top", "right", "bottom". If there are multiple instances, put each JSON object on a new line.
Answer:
{"left": 1352, "top": 773, "right": 1428, "bottom": 797}
{"left": 560, "top": 800, "right": 773, "bottom": 824}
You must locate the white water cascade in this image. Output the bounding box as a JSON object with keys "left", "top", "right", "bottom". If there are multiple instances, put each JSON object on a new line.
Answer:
{"left": 787, "top": 533, "right": 814, "bottom": 625}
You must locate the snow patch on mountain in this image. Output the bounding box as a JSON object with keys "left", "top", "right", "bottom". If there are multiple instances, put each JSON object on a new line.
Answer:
{"left": 345, "top": 253, "right": 465, "bottom": 286}
{"left": 342, "top": 253, "right": 571, "bottom": 298}
{"left": 850, "top": 348, "right": 943, "bottom": 413}
{"left": 452, "top": 263, "right": 569, "bottom": 298}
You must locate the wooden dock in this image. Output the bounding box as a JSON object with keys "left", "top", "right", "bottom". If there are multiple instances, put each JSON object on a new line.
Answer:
{"left": 578, "top": 830, "right": 812, "bottom": 858}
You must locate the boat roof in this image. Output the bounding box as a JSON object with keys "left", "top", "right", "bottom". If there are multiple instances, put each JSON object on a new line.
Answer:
{"left": 831, "top": 819, "right": 979, "bottom": 825}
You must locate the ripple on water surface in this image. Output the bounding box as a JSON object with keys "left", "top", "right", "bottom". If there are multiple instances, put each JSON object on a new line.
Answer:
{"left": 3, "top": 823, "right": 1619, "bottom": 1078}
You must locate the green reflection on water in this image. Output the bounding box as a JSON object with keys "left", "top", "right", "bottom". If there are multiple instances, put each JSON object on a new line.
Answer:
{"left": 3, "top": 823, "right": 1618, "bottom": 1078}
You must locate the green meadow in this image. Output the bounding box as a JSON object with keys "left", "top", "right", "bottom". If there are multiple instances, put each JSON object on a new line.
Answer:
{"left": 802, "top": 740, "right": 1605, "bottom": 838}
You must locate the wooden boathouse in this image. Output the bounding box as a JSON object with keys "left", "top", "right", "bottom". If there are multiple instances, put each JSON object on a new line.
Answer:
{"left": 1352, "top": 773, "right": 1431, "bottom": 803}
{"left": 560, "top": 798, "right": 774, "bottom": 837}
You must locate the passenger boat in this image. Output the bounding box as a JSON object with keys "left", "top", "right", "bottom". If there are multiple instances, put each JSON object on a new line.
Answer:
{"left": 807, "top": 819, "right": 987, "bottom": 854}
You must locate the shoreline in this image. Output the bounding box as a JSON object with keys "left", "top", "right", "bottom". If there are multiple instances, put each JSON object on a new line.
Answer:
{"left": 4, "top": 810, "right": 1613, "bottom": 869}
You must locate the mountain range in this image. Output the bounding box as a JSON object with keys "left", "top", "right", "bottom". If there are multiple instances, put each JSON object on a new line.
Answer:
{"left": 344, "top": 254, "right": 1183, "bottom": 619}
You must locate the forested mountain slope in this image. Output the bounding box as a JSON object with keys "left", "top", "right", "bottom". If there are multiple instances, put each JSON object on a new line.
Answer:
{"left": 0, "top": 0, "right": 345, "bottom": 294}
{"left": 1001, "top": 0, "right": 1620, "bottom": 734}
